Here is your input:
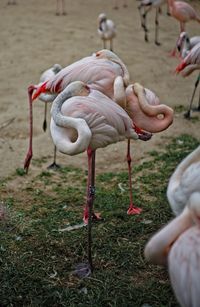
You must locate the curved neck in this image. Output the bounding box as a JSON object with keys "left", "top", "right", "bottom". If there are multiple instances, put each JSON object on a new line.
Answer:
{"left": 50, "top": 86, "right": 92, "bottom": 155}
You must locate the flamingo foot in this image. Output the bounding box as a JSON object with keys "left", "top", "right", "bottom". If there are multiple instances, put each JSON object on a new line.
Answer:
{"left": 83, "top": 210, "right": 102, "bottom": 225}
{"left": 74, "top": 262, "right": 91, "bottom": 278}
{"left": 47, "top": 162, "right": 61, "bottom": 170}
{"left": 24, "top": 150, "right": 32, "bottom": 173}
{"left": 127, "top": 204, "right": 142, "bottom": 215}
{"left": 184, "top": 110, "right": 191, "bottom": 119}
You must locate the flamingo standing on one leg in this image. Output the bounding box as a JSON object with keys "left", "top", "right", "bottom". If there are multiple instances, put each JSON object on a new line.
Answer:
{"left": 25, "top": 49, "right": 173, "bottom": 215}
{"left": 97, "top": 14, "right": 116, "bottom": 51}
{"left": 144, "top": 145, "right": 200, "bottom": 306}
{"left": 175, "top": 41, "right": 200, "bottom": 118}
{"left": 138, "top": 0, "right": 169, "bottom": 46}
{"left": 113, "top": 0, "right": 127, "bottom": 9}
{"left": 56, "top": 0, "right": 66, "bottom": 15}
{"left": 167, "top": 0, "right": 200, "bottom": 56}
{"left": 50, "top": 80, "right": 141, "bottom": 272}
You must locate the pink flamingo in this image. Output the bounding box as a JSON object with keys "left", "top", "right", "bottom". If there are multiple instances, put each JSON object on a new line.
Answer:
{"left": 138, "top": 0, "right": 170, "bottom": 46}
{"left": 113, "top": 0, "right": 127, "bottom": 9}
{"left": 24, "top": 50, "right": 173, "bottom": 216}
{"left": 144, "top": 145, "right": 200, "bottom": 306}
{"left": 167, "top": 0, "right": 200, "bottom": 56}
{"left": 175, "top": 41, "right": 200, "bottom": 118}
{"left": 50, "top": 80, "right": 143, "bottom": 273}
{"left": 56, "top": 0, "right": 66, "bottom": 15}
{"left": 97, "top": 13, "right": 116, "bottom": 51}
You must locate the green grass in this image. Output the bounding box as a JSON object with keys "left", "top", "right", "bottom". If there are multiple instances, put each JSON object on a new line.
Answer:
{"left": 0, "top": 134, "right": 199, "bottom": 307}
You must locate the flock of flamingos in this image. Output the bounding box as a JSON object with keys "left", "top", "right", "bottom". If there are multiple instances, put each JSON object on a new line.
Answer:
{"left": 6, "top": 0, "right": 200, "bottom": 306}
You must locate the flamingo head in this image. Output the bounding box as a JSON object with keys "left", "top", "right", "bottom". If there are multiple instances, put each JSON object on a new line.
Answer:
{"left": 188, "top": 192, "right": 200, "bottom": 226}
{"left": 98, "top": 13, "right": 107, "bottom": 23}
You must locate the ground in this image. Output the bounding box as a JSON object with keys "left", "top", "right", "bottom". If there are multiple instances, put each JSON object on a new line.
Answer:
{"left": 0, "top": 0, "right": 200, "bottom": 180}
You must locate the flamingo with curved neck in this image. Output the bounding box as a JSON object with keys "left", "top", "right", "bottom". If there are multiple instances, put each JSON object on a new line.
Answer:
{"left": 50, "top": 80, "right": 141, "bottom": 273}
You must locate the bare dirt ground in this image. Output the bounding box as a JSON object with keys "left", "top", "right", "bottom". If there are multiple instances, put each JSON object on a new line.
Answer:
{"left": 0, "top": 0, "right": 200, "bottom": 180}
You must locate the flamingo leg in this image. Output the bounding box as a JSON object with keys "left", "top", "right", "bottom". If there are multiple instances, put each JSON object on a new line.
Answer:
{"left": 155, "top": 8, "right": 161, "bottom": 46}
{"left": 24, "top": 85, "right": 36, "bottom": 173}
{"left": 126, "top": 139, "right": 142, "bottom": 215}
{"left": 61, "top": 0, "right": 66, "bottom": 15}
{"left": 56, "top": 0, "right": 60, "bottom": 15}
{"left": 110, "top": 39, "right": 113, "bottom": 52}
{"left": 43, "top": 102, "right": 48, "bottom": 132}
{"left": 83, "top": 149, "right": 101, "bottom": 224}
{"left": 47, "top": 146, "right": 61, "bottom": 170}
{"left": 184, "top": 73, "right": 200, "bottom": 119}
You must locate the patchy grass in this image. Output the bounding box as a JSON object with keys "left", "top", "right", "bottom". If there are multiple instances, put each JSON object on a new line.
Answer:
{"left": 0, "top": 134, "right": 199, "bottom": 307}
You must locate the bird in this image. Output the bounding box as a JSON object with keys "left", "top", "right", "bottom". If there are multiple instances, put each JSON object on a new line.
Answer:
{"left": 138, "top": 0, "right": 169, "bottom": 46}
{"left": 176, "top": 31, "right": 200, "bottom": 59}
{"left": 144, "top": 145, "right": 200, "bottom": 306}
{"left": 113, "top": 0, "right": 127, "bottom": 9}
{"left": 56, "top": 0, "right": 66, "bottom": 15}
{"left": 25, "top": 64, "right": 62, "bottom": 172}
{"left": 97, "top": 14, "right": 116, "bottom": 51}
{"left": 167, "top": 0, "right": 200, "bottom": 56}
{"left": 50, "top": 80, "right": 141, "bottom": 273}
{"left": 25, "top": 49, "right": 173, "bottom": 214}
{"left": 175, "top": 41, "right": 200, "bottom": 118}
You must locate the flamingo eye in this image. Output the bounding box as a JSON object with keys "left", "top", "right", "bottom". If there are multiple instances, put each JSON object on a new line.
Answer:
{"left": 96, "top": 52, "right": 100, "bottom": 57}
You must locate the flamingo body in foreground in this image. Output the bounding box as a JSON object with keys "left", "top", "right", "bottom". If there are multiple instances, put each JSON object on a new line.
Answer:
{"left": 97, "top": 14, "right": 116, "bottom": 51}
{"left": 145, "top": 145, "right": 200, "bottom": 306}
{"left": 50, "top": 81, "right": 140, "bottom": 272}
{"left": 176, "top": 42, "right": 200, "bottom": 118}
{"left": 27, "top": 50, "right": 173, "bottom": 215}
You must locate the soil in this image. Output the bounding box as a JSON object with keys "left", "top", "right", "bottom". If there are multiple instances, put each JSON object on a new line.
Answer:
{"left": 0, "top": 0, "right": 200, "bottom": 180}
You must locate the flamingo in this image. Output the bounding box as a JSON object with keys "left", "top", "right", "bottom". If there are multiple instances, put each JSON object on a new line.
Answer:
{"left": 113, "top": 0, "right": 127, "bottom": 9}
{"left": 25, "top": 49, "right": 173, "bottom": 215}
{"left": 97, "top": 14, "right": 116, "bottom": 51}
{"left": 56, "top": 0, "right": 66, "bottom": 15}
{"left": 144, "top": 145, "right": 200, "bottom": 306}
{"left": 175, "top": 41, "right": 200, "bottom": 118}
{"left": 138, "top": 0, "right": 170, "bottom": 46}
{"left": 25, "top": 64, "right": 62, "bottom": 171}
{"left": 167, "top": 0, "right": 200, "bottom": 56}
{"left": 50, "top": 80, "right": 145, "bottom": 273}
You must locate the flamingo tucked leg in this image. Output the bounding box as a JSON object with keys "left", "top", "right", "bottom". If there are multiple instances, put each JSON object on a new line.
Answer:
{"left": 83, "top": 148, "right": 101, "bottom": 225}
{"left": 126, "top": 139, "right": 142, "bottom": 215}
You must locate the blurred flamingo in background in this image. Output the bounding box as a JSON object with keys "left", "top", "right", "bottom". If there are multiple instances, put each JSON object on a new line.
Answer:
{"left": 175, "top": 41, "right": 200, "bottom": 118}
{"left": 167, "top": 0, "right": 200, "bottom": 56}
{"left": 113, "top": 0, "right": 127, "bottom": 9}
{"left": 56, "top": 0, "right": 66, "bottom": 15}
{"left": 138, "top": 0, "right": 170, "bottom": 46}
{"left": 50, "top": 80, "right": 140, "bottom": 273}
{"left": 97, "top": 14, "right": 116, "bottom": 51}
{"left": 145, "top": 145, "right": 200, "bottom": 306}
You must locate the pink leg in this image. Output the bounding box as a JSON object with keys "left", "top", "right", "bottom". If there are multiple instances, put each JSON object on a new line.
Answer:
{"left": 126, "top": 140, "right": 142, "bottom": 215}
{"left": 24, "top": 85, "right": 36, "bottom": 173}
{"left": 56, "top": 0, "right": 60, "bottom": 15}
{"left": 83, "top": 148, "right": 101, "bottom": 224}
